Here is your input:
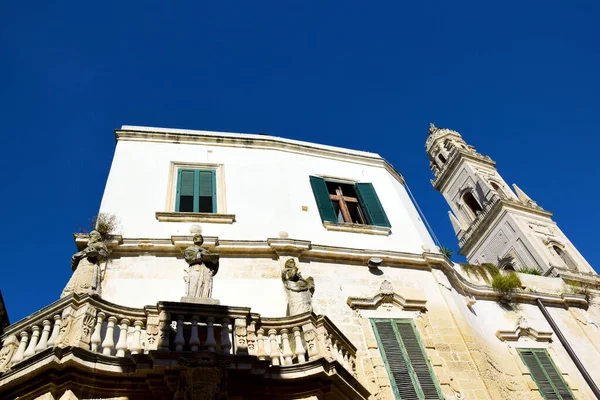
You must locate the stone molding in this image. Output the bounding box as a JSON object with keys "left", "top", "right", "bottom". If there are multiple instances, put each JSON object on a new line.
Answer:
{"left": 115, "top": 126, "right": 405, "bottom": 185}
{"left": 155, "top": 212, "right": 236, "bottom": 224}
{"left": 496, "top": 317, "right": 553, "bottom": 342}
{"left": 458, "top": 199, "right": 553, "bottom": 256}
{"left": 431, "top": 147, "right": 496, "bottom": 191}
{"left": 346, "top": 280, "right": 427, "bottom": 311}
{"left": 322, "top": 221, "right": 391, "bottom": 236}
{"left": 70, "top": 235, "right": 592, "bottom": 309}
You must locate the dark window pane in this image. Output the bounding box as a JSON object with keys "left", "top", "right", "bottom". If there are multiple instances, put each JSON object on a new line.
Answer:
{"left": 199, "top": 196, "right": 213, "bottom": 213}
{"left": 347, "top": 202, "right": 366, "bottom": 224}
{"left": 179, "top": 196, "right": 194, "bottom": 212}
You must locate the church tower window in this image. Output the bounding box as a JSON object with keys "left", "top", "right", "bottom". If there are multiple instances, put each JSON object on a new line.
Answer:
{"left": 438, "top": 154, "right": 446, "bottom": 164}
{"left": 552, "top": 245, "right": 577, "bottom": 270}
{"left": 462, "top": 191, "right": 483, "bottom": 217}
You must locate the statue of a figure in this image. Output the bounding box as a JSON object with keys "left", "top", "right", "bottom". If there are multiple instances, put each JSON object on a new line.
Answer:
{"left": 281, "top": 259, "right": 315, "bottom": 316}
{"left": 183, "top": 234, "right": 220, "bottom": 300}
{"left": 61, "top": 230, "right": 108, "bottom": 298}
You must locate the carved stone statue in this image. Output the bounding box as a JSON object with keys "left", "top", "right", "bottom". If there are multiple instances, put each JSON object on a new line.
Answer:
{"left": 61, "top": 230, "right": 108, "bottom": 298}
{"left": 281, "top": 259, "right": 315, "bottom": 316}
{"left": 182, "top": 234, "right": 220, "bottom": 304}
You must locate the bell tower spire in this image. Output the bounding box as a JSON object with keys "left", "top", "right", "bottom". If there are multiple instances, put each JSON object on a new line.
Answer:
{"left": 426, "top": 125, "right": 594, "bottom": 275}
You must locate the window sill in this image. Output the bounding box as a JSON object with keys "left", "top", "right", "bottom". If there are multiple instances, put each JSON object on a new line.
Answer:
{"left": 155, "top": 212, "right": 236, "bottom": 224}
{"left": 323, "top": 221, "right": 391, "bottom": 236}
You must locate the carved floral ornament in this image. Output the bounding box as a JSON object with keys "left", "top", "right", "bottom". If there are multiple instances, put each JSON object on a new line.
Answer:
{"left": 495, "top": 316, "right": 553, "bottom": 342}
{"left": 346, "top": 280, "right": 427, "bottom": 311}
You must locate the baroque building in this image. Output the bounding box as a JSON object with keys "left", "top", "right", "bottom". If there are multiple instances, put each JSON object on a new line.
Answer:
{"left": 0, "top": 125, "right": 599, "bottom": 400}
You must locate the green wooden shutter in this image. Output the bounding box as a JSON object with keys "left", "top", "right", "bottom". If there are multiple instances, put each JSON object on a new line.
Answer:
{"left": 355, "top": 182, "right": 391, "bottom": 227}
{"left": 372, "top": 319, "right": 443, "bottom": 400}
{"left": 518, "top": 349, "right": 574, "bottom": 400}
{"left": 176, "top": 169, "right": 196, "bottom": 212}
{"left": 395, "top": 322, "right": 442, "bottom": 399}
{"left": 309, "top": 176, "right": 337, "bottom": 223}
{"left": 198, "top": 170, "right": 217, "bottom": 213}
{"left": 373, "top": 320, "right": 419, "bottom": 400}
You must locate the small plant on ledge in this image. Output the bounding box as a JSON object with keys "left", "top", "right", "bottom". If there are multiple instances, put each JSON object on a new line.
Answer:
{"left": 460, "top": 262, "right": 498, "bottom": 282}
{"left": 440, "top": 246, "right": 453, "bottom": 259}
{"left": 88, "top": 212, "right": 120, "bottom": 240}
{"left": 517, "top": 266, "right": 542, "bottom": 276}
{"left": 492, "top": 272, "right": 522, "bottom": 303}
{"left": 565, "top": 281, "right": 592, "bottom": 303}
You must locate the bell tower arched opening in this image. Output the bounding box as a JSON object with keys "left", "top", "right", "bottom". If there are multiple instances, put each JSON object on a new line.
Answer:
{"left": 463, "top": 191, "right": 483, "bottom": 217}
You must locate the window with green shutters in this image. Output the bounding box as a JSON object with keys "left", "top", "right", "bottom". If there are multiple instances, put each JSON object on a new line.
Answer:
{"left": 518, "top": 349, "right": 574, "bottom": 400}
{"left": 309, "top": 176, "right": 391, "bottom": 227}
{"left": 175, "top": 169, "right": 217, "bottom": 213}
{"left": 371, "top": 319, "right": 443, "bottom": 400}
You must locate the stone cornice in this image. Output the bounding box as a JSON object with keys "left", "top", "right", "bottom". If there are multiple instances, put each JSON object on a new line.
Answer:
{"left": 70, "top": 235, "right": 592, "bottom": 309}
{"left": 346, "top": 280, "right": 427, "bottom": 311}
{"left": 458, "top": 199, "right": 554, "bottom": 256}
{"left": 155, "top": 212, "right": 236, "bottom": 224}
{"left": 432, "top": 149, "right": 496, "bottom": 191}
{"left": 495, "top": 317, "right": 553, "bottom": 342}
{"left": 115, "top": 127, "right": 405, "bottom": 185}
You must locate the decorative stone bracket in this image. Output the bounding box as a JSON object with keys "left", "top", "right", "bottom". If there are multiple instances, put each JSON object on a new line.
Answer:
{"left": 496, "top": 317, "right": 553, "bottom": 342}
{"left": 346, "top": 280, "right": 427, "bottom": 311}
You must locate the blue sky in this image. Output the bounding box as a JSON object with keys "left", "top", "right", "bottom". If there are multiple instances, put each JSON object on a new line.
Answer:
{"left": 1, "top": 1, "right": 599, "bottom": 322}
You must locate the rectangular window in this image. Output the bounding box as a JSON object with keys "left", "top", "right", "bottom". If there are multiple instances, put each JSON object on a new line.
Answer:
{"left": 518, "top": 349, "right": 574, "bottom": 400}
{"left": 309, "top": 176, "right": 390, "bottom": 227}
{"left": 175, "top": 169, "right": 217, "bottom": 213}
{"left": 371, "top": 319, "right": 443, "bottom": 400}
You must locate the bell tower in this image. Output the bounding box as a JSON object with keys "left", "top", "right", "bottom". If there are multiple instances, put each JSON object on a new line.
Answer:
{"left": 426, "top": 123, "right": 594, "bottom": 275}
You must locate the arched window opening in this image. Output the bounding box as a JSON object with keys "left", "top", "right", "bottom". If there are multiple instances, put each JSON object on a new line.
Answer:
{"left": 553, "top": 245, "right": 577, "bottom": 270}
{"left": 463, "top": 191, "right": 483, "bottom": 216}
{"left": 490, "top": 181, "right": 505, "bottom": 197}
{"left": 444, "top": 139, "right": 452, "bottom": 151}
{"left": 438, "top": 154, "right": 447, "bottom": 164}
{"left": 502, "top": 264, "right": 516, "bottom": 272}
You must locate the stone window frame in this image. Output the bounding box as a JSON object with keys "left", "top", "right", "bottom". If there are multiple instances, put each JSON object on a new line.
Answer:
{"left": 155, "top": 162, "right": 235, "bottom": 224}
{"left": 508, "top": 343, "right": 580, "bottom": 397}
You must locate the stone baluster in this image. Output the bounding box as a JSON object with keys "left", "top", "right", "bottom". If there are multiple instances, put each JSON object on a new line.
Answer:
{"left": 189, "top": 316, "right": 201, "bottom": 352}
{"left": 90, "top": 312, "right": 105, "bottom": 352}
{"left": 205, "top": 317, "right": 217, "bottom": 352}
{"left": 174, "top": 315, "right": 185, "bottom": 352}
{"left": 302, "top": 324, "right": 319, "bottom": 361}
{"left": 256, "top": 328, "right": 268, "bottom": 360}
{"left": 221, "top": 318, "right": 231, "bottom": 356}
{"left": 23, "top": 326, "right": 40, "bottom": 358}
{"left": 35, "top": 320, "right": 52, "bottom": 353}
{"left": 11, "top": 331, "right": 29, "bottom": 364}
{"left": 130, "top": 321, "right": 144, "bottom": 355}
{"left": 343, "top": 349, "right": 350, "bottom": 370}
{"left": 158, "top": 312, "right": 170, "bottom": 352}
{"left": 234, "top": 318, "right": 248, "bottom": 355}
{"left": 268, "top": 329, "right": 281, "bottom": 366}
{"left": 47, "top": 315, "right": 62, "bottom": 347}
{"left": 115, "top": 319, "right": 130, "bottom": 357}
{"left": 247, "top": 320, "right": 257, "bottom": 356}
{"left": 331, "top": 338, "right": 339, "bottom": 362}
{"left": 280, "top": 329, "right": 293, "bottom": 365}
{"left": 292, "top": 327, "right": 306, "bottom": 363}
{"left": 102, "top": 316, "right": 117, "bottom": 355}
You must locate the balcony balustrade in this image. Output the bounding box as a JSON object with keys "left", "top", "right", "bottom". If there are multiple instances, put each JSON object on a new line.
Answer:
{"left": 0, "top": 294, "right": 356, "bottom": 378}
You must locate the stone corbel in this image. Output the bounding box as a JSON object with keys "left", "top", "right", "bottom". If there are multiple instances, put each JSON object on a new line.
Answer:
{"left": 496, "top": 317, "right": 553, "bottom": 342}
{"left": 267, "top": 238, "right": 311, "bottom": 258}
{"left": 74, "top": 233, "right": 122, "bottom": 251}
{"left": 171, "top": 235, "right": 219, "bottom": 251}
{"left": 346, "top": 280, "right": 427, "bottom": 311}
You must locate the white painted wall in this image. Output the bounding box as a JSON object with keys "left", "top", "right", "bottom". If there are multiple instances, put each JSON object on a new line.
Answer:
{"left": 99, "top": 137, "right": 437, "bottom": 253}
